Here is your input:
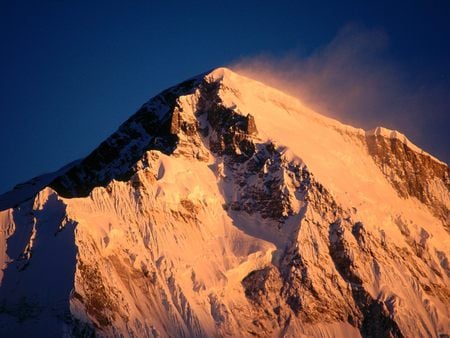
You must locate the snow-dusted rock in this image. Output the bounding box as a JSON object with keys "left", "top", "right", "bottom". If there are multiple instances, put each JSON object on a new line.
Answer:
{"left": 0, "top": 67, "right": 448, "bottom": 337}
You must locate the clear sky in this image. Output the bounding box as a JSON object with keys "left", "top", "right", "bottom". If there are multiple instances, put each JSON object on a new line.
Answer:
{"left": 1, "top": 0, "right": 449, "bottom": 194}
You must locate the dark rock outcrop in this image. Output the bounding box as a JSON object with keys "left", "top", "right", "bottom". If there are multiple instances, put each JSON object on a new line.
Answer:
{"left": 50, "top": 78, "right": 202, "bottom": 197}
{"left": 366, "top": 134, "right": 449, "bottom": 223}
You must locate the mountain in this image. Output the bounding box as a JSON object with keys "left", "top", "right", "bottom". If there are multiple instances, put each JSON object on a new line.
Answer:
{"left": 0, "top": 67, "right": 448, "bottom": 337}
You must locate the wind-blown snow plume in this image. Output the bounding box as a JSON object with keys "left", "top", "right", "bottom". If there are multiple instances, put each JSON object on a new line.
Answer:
{"left": 0, "top": 67, "right": 448, "bottom": 337}
{"left": 231, "top": 24, "right": 450, "bottom": 164}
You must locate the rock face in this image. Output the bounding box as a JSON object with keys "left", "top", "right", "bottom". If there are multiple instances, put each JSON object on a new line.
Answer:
{"left": 50, "top": 77, "right": 203, "bottom": 197}
{"left": 0, "top": 68, "right": 449, "bottom": 337}
{"left": 366, "top": 130, "right": 449, "bottom": 224}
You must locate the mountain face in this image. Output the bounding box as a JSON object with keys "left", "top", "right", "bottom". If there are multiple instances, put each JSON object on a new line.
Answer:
{"left": 0, "top": 68, "right": 449, "bottom": 338}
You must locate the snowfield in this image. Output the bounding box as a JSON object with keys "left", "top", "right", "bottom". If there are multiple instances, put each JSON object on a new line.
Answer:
{"left": 0, "top": 67, "right": 448, "bottom": 337}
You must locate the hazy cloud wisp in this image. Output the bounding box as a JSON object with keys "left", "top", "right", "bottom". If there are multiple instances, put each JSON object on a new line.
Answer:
{"left": 230, "top": 24, "right": 449, "bottom": 163}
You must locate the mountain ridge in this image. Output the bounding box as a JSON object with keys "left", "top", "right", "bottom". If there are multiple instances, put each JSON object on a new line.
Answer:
{"left": 1, "top": 67, "right": 446, "bottom": 209}
{"left": 0, "top": 67, "right": 448, "bottom": 337}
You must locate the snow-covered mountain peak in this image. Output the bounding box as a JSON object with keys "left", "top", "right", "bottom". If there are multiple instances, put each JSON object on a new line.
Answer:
{"left": 0, "top": 67, "right": 448, "bottom": 337}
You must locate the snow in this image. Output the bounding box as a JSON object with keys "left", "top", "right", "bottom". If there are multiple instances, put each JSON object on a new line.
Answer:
{"left": 0, "top": 189, "right": 77, "bottom": 336}
{"left": 366, "top": 126, "right": 445, "bottom": 164}
{"left": 0, "top": 159, "right": 80, "bottom": 212}
{"left": 210, "top": 68, "right": 447, "bottom": 241}
{"left": 0, "top": 67, "right": 448, "bottom": 337}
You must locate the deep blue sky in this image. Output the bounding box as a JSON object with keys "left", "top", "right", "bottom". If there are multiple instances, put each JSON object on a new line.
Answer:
{"left": 1, "top": 1, "right": 449, "bottom": 194}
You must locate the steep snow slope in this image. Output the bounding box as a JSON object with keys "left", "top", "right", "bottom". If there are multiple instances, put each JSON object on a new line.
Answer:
{"left": 0, "top": 67, "right": 448, "bottom": 337}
